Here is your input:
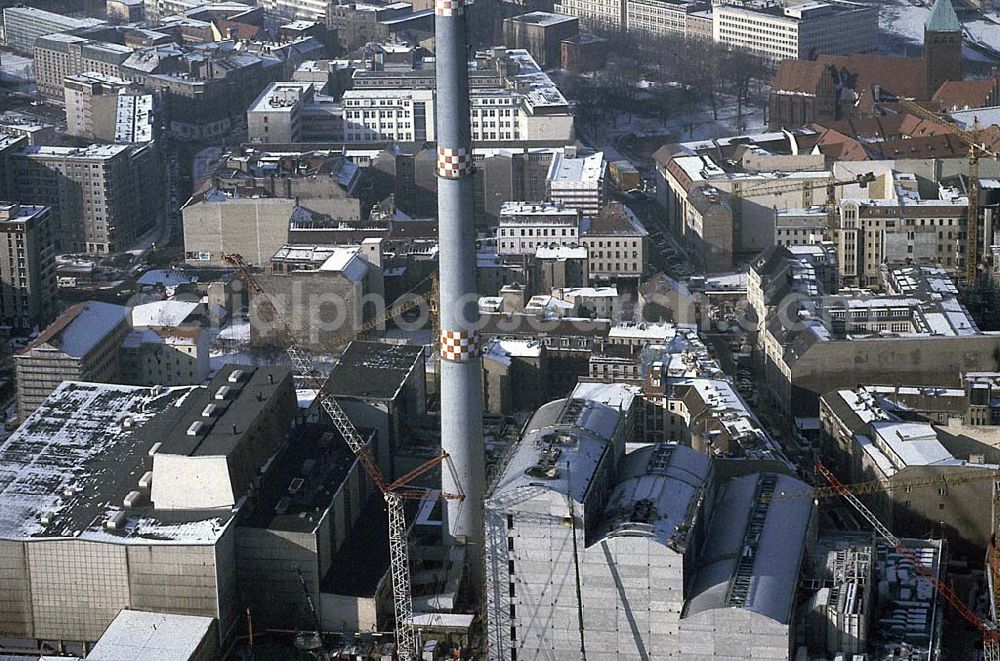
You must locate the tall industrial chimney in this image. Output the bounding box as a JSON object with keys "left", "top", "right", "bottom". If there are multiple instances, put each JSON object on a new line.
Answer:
{"left": 435, "top": 0, "right": 486, "bottom": 586}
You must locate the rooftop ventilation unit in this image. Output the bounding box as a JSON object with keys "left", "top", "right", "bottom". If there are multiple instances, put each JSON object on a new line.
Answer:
{"left": 215, "top": 385, "right": 232, "bottom": 400}
{"left": 105, "top": 511, "right": 127, "bottom": 530}
{"left": 228, "top": 369, "right": 245, "bottom": 383}
{"left": 187, "top": 420, "right": 205, "bottom": 436}
{"left": 202, "top": 403, "right": 217, "bottom": 417}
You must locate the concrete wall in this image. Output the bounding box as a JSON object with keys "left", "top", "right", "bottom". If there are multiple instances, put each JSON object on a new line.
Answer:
{"left": 182, "top": 198, "right": 296, "bottom": 268}
{"left": 0, "top": 537, "right": 226, "bottom": 644}
{"left": 679, "top": 608, "right": 792, "bottom": 659}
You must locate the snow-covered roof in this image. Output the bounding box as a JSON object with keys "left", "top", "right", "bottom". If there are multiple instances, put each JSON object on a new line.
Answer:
{"left": 609, "top": 322, "right": 676, "bottom": 342}
{"left": 23, "top": 301, "right": 129, "bottom": 358}
{"left": 870, "top": 421, "right": 961, "bottom": 469}
{"left": 483, "top": 338, "right": 543, "bottom": 366}
{"left": 595, "top": 443, "right": 710, "bottom": 552}
{"left": 88, "top": 609, "right": 215, "bottom": 661}
{"left": 137, "top": 269, "right": 199, "bottom": 288}
{"left": 489, "top": 395, "right": 625, "bottom": 505}
{"left": 571, "top": 382, "right": 640, "bottom": 413}
{"left": 318, "top": 247, "right": 369, "bottom": 282}
{"left": 0, "top": 381, "right": 231, "bottom": 544}
{"left": 131, "top": 300, "right": 200, "bottom": 328}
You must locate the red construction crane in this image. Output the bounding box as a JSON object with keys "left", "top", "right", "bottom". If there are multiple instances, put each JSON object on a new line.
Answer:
{"left": 224, "top": 253, "right": 459, "bottom": 660}
{"left": 815, "top": 460, "right": 1000, "bottom": 657}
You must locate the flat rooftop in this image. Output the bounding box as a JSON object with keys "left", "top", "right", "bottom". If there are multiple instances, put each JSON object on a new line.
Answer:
{"left": 0, "top": 381, "right": 232, "bottom": 544}
{"left": 509, "top": 11, "right": 578, "bottom": 26}
{"left": 88, "top": 610, "right": 215, "bottom": 661}
{"left": 325, "top": 340, "right": 424, "bottom": 400}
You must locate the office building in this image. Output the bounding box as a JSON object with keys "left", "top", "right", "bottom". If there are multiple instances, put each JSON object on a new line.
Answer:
{"left": 342, "top": 48, "right": 573, "bottom": 144}
{"left": 34, "top": 33, "right": 133, "bottom": 102}
{"left": 2, "top": 7, "right": 106, "bottom": 55}
{"left": 247, "top": 82, "right": 343, "bottom": 144}
{"left": 13, "top": 301, "right": 130, "bottom": 418}
{"left": 626, "top": 0, "right": 709, "bottom": 38}
{"left": 0, "top": 203, "right": 56, "bottom": 332}
{"left": 9, "top": 143, "right": 161, "bottom": 253}
{"left": 547, "top": 150, "right": 606, "bottom": 216}
{"left": 64, "top": 72, "right": 134, "bottom": 142}
{"left": 712, "top": 0, "right": 878, "bottom": 62}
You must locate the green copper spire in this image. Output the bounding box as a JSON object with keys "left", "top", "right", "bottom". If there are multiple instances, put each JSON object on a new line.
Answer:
{"left": 925, "top": 0, "right": 961, "bottom": 33}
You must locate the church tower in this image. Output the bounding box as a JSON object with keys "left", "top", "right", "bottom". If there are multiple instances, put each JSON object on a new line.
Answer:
{"left": 924, "top": 0, "right": 963, "bottom": 96}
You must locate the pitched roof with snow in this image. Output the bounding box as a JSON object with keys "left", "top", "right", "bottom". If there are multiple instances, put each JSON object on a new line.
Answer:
{"left": 22, "top": 301, "right": 129, "bottom": 359}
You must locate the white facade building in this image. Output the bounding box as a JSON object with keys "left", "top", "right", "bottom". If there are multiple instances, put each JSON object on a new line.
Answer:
{"left": 497, "top": 202, "right": 581, "bottom": 255}
{"left": 712, "top": 0, "right": 879, "bottom": 61}
{"left": 547, "top": 150, "right": 607, "bottom": 215}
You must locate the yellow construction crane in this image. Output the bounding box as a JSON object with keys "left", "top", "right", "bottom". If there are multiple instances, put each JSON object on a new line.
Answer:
{"left": 224, "top": 253, "right": 454, "bottom": 661}
{"left": 766, "top": 464, "right": 1000, "bottom": 502}
{"left": 734, "top": 171, "right": 876, "bottom": 205}
{"left": 898, "top": 99, "right": 1000, "bottom": 284}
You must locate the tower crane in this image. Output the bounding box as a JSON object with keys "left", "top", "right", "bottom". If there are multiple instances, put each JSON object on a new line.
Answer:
{"left": 764, "top": 464, "right": 1000, "bottom": 503}
{"left": 897, "top": 98, "right": 1000, "bottom": 284}
{"left": 735, "top": 171, "right": 876, "bottom": 204}
{"left": 814, "top": 460, "right": 1000, "bottom": 659}
{"left": 224, "top": 253, "right": 458, "bottom": 661}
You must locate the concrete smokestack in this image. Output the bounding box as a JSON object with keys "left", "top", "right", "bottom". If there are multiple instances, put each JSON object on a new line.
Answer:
{"left": 435, "top": 0, "right": 486, "bottom": 586}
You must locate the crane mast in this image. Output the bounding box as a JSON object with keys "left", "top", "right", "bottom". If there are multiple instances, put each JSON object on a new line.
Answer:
{"left": 224, "top": 253, "right": 457, "bottom": 660}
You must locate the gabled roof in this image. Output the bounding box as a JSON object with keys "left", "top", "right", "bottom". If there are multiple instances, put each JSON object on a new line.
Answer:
{"left": 21, "top": 301, "right": 129, "bottom": 358}
{"left": 926, "top": 0, "right": 961, "bottom": 33}
{"left": 932, "top": 79, "right": 997, "bottom": 111}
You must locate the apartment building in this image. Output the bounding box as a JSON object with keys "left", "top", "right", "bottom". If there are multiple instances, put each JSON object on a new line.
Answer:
{"left": 580, "top": 202, "right": 648, "bottom": 281}
{"left": 34, "top": 33, "right": 133, "bottom": 102}
{"left": 121, "top": 326, "right": 211, "bottom": 386}
{"left": 9, "top": 143, "right": 161, "bottom": 253}
{"left": 713, "top": 0, "right": 878, "bottom": 61}
{"left": 2, "top": 6, "right": 106, "bottom": 54}
{"left": 546, "top": 150, "right": 606, "bottom": 216}
{"left": 0, "top": 203, "right": 56, "bottom": 332}
{"left": 247, "top": 82, "right": 343, "bottom": 144}
{"left": 64, "top": 72, "right": 134, "bottom": 142}
{"left": 496, "top": 202, "right": 581, "bottom": 255}
{"left": 13, "top": 301, "right": 130, "bottom": 418}
{"left": 748, "top": 247, "right": 1000, "bottom": 428}
{"left": 122, "top": 42, "right": 284, "bottom": 141}
{"left": 836, "top": 177, "right": 968, "bottom": 287}
{"left": 819, "top": 385, "right": 998, "bottom": 554}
